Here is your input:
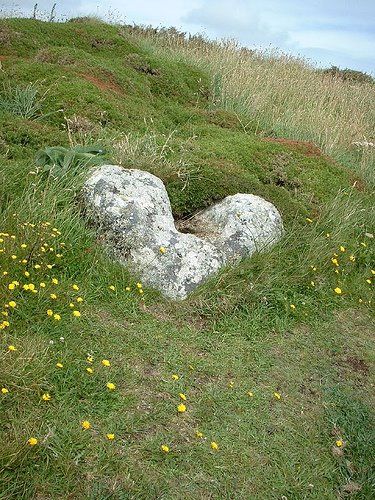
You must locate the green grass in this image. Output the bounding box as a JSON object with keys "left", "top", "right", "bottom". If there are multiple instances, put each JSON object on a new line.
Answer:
{"left": 0, "top": 17, "right": 374, "bottom": 499}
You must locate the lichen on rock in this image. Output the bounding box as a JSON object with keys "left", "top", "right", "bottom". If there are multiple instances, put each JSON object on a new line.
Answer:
{"left": 83, "top": 165, "right": 283, "bottom": 299}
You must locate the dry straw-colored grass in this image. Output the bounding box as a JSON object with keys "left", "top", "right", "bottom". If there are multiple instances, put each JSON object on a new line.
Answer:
{"left": 129, "top": 28, "right": 375, "bottom": 165}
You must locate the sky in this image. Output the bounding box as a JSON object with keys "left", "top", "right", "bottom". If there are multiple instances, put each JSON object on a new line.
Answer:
{"left": 3, "top": 0, "right": 375, "bottom": 74}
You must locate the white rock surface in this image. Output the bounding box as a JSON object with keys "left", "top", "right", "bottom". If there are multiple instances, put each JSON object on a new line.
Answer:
{"left": 83, "top": 165, "right": 283, "bottom": 299}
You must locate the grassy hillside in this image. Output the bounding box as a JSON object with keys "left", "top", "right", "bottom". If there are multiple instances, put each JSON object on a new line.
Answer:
{"left": 0, "top": 18, "right": 374, "bottom": 499}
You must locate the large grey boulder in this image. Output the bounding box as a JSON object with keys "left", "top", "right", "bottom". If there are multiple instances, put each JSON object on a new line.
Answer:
{"left": 83, "top": 165, "right": 283, "bottom": 299}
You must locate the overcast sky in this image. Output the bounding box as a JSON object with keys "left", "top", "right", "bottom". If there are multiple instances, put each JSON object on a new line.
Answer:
{"left": 4, "top": 0, "right": 375, "bottom": 74}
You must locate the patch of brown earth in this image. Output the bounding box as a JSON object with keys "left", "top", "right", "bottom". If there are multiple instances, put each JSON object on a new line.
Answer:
{"left": 80, "top": 72, "right": 123, "bottom": 94}
{"left": 263, "top": 137, "right": 323, "bottom": 156}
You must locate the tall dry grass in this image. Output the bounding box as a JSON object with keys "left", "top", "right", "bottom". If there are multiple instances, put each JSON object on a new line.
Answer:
{"left": 128, "top": 27, "right": 375, "bottom": 173}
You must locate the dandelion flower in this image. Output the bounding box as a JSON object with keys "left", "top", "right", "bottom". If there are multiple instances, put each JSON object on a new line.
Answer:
{"left": 196, "top": 431, "right": 204, "bottom": 438}
{"left": 349, "top": 255, "right": 355, "bottom": 262}
{"left": 306, "top": 218, "right": 313, "bottom": 223}
{"left": 336, "top": 439, "right": 343, "bottom": 447}
{"left": 8, "top": 301, "right": 16, "bottom": 308}
{"left": 171, "top": 374, "right": 179, "bottom": 381}
{"left": 76, "top": 297, "right": 83, "bottom": 303}
{"left": 179, "top": 393, "right": 187, "bottom": 401}
{"left": 109, "top": 285, "right": 115, "bottom": 291}
{"left": 106, "top": 433, "right": 115, "bottom": 440}
{"left": 101, "top": 359, "right": 111, "bottom": 367}
{"left": 47, "top": 309, "right": 53, "bottom": 316}
{"left": 52, "top": 278, "right": 58, "bottom": 285}
{"left": 81, "top": 420, "right": 91, "bottom": 430}
{"left": 56, "top": 362, "right": 63, "bottom": 368}
{"left": 69, "top": 303, "right": 75, "bottom": 308}
{"left": 87, "top": 356, "right": 93, "bottom": 363}
{"left": 8, "top": 283, "right": 16, "bottom": 290}
{"left": 339, "top": 246, "right": 346, "bottom": 252}
{"left": 40, "top": 282, "right": 46, "bottom": 288}
{"left": 274, "top": 392, "right": 281, "bottom": 400}
{"left": 106, "top": 382, "right": 116, "bottom": 390}
{"left": 290, "top": 304, "right": 296, "bottom": 310}
{"left": 86, "top": 367, "right": 94, "bottom": 374}
{"left": 72, "top": 284, "right": 79, "bottom": 291}
{"left": 72, "top": 310, "right": 81, "bottom": 317}
{"left": 1, "top": 388, "right": 9, "bottom": 394}
{"left": 50, "top": 293, "right": 57, "bottom": 300}
{"left": 210, "top": 441, "right": 219, "bottom": 451}
{"left": 24, "top": 271, "right": 30, "bottom": 277}
{"left": 177, "top": 403, "right": 186, "bottom": 413}
{"left": 8, "top": 345, "right": 17, "bottom": 351}
{"left": 125, "top": 287, "right": 131, "bottom": 291}
{"left": 247, "top": 391, "right": 254, "bottom": 397}
{"left": 161, "top": 444, "right": 170, "bottom": 453}
{"left": 27, "top": 437, "right": 38, "bottom": 446}
{"left": 366, "top": 279, "right": 372, "bottom": 284}
{"left": 334, "top": 287, "right": 342, "bottom": 295}
{"left": 331, "top": 258, "right": 339, "bottom": 266}
{"left": 136, "top": 283, "right": 142, "bottom": 289}
{"left": 42, "top": 393, "right": 51, "bottom": 401}
{"left": 159, "top": 246, "right": 166, "bottom": 254}
{"left": 53, "top": 314, "right": 61, "bottom": 321}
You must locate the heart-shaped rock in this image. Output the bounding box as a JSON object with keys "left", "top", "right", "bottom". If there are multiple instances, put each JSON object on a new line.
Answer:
{"left": 83, "top": 165, "right": 283, "bottom": 299}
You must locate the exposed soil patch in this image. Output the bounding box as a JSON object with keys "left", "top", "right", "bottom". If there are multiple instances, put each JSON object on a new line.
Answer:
{"left": 80, "top": 72, "right": 123, "bottom": 95}
{"left": 344, "top": 355, "right": 369, "bottom": 374}
{"left": 263, "top": 137, "right": 323, "bottom": 157}
{"left": 0, "top": 55, "right": 7, "bottom": 61}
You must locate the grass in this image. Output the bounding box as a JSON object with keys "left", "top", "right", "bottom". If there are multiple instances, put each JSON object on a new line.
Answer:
{"left": 0, "top": 16, "right": 374, "bottom": 499}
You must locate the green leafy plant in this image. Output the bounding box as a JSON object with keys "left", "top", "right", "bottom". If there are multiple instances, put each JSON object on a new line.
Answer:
{"left": 35, "top": 145, "right": 107, "bottom": 176}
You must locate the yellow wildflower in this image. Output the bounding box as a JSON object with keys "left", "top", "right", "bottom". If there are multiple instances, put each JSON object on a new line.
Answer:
{"left": 210, "top": 441, "right": 219, "bottom": 451}
{"left": 177, "top": 403, "right": 186, "bottom": 413}
{"left": 159, "top": 246, "right": 166, "bottom": 254}
{"left": 290, "top": 304, "right": 296, "bottom": 310}
{"left": 86, "top": 367, "right": 94, "bottom": 374}
{"left": 106, "top": 382, "right": 116, "bottom": 390}
{"left": 72, "top": 284, "right": 79, "bottom": 291}
{"left": 247, "top": 391, "right": 254, "bottom": 397}
{"left": 1, "top": 388, "right": 9, "bottom": 394}
{"left": 196, "top": 431, "right": 204, "bottom": 438}
{"left": 179, "top": 393, "right": 187, "bottom": 401}
{"left": 27, "top": 437, "right": 38, "bottom": 446}
{"left": 101, "top": 359, "right": 111, "bottom": 367}
{"left": 40, "top": 282, "right": 46, "bottom": 288}
{"left": 8, "top": 301, "right": 16, "bottom": 308}
{"left": 339, "top": 246, "right": 345, "bottom": 252}
{"left": 50, "top": 293, "right": 57, "bottom": 299}
{"left": 336, "top": 439, "right": 343, "bottom": 447}
{"left": 109, "top": 285, "right": 115, "bottom": 291}
{"left": 8, "top": 345, "right": 17, "bottom": 351}
{"left": 81, "top": 420, "right": 91, "bottom": 430}
{"left": 106, "top": 433, "right": 115, "bottom": 440}
{"left": 334, "top": 287, "right": 342, "bottom": 295}
{"left": 56, "top": 362, "right": 63, "bottom": 368}
{"left": 72, "top": 310, "right": 81, "bottom": 317}
{"left": 52, "top": 278, "right": 58, "bottom": 285}
{"left": 161, "top": 444, "right": 170, "bottom": 453}
{"left": 274, "top": 392, "right": 281, "bottom": 400}
{"left": 53, "top": 314, "right": 61, "bottom": 321}
{"left": 42, "top": 393, "right": 51, "bottom": 401}
{"left": 47, "top": 309, "right": 53, "bottom": 316}
{"left": 171, "top": 374, "right": 179, "bottom": 381}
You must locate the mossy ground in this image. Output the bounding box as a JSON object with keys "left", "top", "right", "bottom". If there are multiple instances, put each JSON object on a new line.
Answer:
{"left": 0, "top": 18, "right": 374, "bottom": 499}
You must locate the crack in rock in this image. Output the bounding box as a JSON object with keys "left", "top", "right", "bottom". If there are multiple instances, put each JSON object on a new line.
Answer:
{"left": 83, "top": 165, "right": 284, "bottom": 299}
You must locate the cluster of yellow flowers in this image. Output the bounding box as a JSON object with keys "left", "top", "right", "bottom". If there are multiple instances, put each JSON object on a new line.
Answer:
{"left": 0, "top": 221, "right": 120, "bottom": 445}
{"left": 288, "top": 228, "right": 373, "bottom": 312}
